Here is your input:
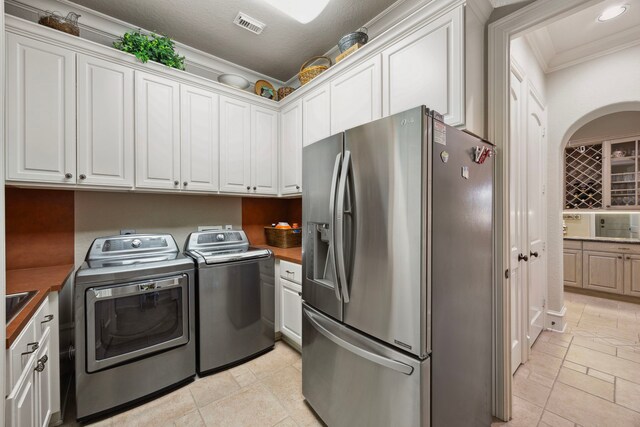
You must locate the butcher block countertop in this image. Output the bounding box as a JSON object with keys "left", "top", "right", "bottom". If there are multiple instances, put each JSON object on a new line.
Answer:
{"left": 255, "top": 245, "right": 302, "bottom": 264}
{"left": 6, "top": 264, "right": 74, "bottom": 348}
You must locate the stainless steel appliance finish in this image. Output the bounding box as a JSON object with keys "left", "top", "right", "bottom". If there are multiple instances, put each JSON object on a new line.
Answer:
{"left": 74, "top": 234, "right": 195, "bottom": 420}
{"left": 6, "top": 291, "right": 36, "bottom": 324}
{"left": 302, "top": 107, "right": 494, "bottom": 427}
{"left": 184, "top": 230, "right": 275, "bottom": 375}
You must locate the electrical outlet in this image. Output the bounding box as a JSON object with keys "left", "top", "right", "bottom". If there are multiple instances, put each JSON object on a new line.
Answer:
{"left": 225, "top": 225, "right": 233, "bottom": 230}
{"left": 198, "top": 225, "right": 222, "bottom": 231}
{"left": 120, "top": 229, "right": 136, "bottom": 235}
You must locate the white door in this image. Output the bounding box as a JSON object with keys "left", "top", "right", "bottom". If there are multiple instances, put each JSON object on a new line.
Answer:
{"left": 330, "top": 55, "right": 382, "bottom": 134}
{"left": 302, "top": 86, "right": 331, "bottom": 147}
{"left": 251, "top": 106, "right": 279, "bottom": 195}
{"left": 135, "top": 71, "right": 181, "bottom": 190}
{"left": 280, "top": 279, "right": 302, "bottom": 346}
{"left": 509, "top": 68, "right": 525, "bottom": 374}
{"left": 180, "top": 84, "right": 219, "bottom": 192}
{"left": 280, "top": 100, "right": 303, "bottom": 195}
{"left": 219, "top": 96, "right": 251, "bottom": 193}
{"left": 526, "top": 88, "right": 547, "bottom": 347}
{"left": 6, "top": 33, "right": 76, "bottom": 184}
{"left": 77, "top": 55, "right": 134, "bottom": 188}
{"left": 381, "top": 7, "right": 464, "bottom": 125}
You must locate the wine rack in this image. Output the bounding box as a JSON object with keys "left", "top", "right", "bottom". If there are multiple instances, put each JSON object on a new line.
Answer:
{"left": 565, "top": 144, "right": 603, "bottom": 209}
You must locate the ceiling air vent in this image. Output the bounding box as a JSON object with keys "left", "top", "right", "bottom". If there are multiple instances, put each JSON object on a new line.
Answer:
{"left": 233, "top": 12, "right": 266, "bottom": 35}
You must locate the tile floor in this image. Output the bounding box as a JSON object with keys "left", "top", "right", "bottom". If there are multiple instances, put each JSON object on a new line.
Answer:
{"left": 494, "top": 291, "right": 640, "bottom": 427}
{"left": 67, "top": 342, "right": 322, "bottom": 426}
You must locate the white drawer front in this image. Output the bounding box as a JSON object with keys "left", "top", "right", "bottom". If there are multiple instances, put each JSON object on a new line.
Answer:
{"left": 280, "top": 260, "right": 302, "bottom": 284}
{"left": 33, "top": 295, "right": 53, "bottom": 343}
{"left": 7, "top": 311, "right": 37, "bottom": 395}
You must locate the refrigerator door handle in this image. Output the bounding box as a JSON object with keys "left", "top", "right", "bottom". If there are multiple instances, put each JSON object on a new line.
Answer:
{"left": 335, "top": 150, "right": 351, "bottom": 303}
{"left": 304, "top": 307, "right": 414, "bottom": 375}
{"left": 329, "top": 153, "right": 342, "bottom": 302}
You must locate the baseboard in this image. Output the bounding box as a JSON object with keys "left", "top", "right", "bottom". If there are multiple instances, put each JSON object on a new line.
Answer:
{"left": 565, "top": 286, "right": 640, "bottom": 304}
{"left": 545, "top": 305, "right": 567, "bottom": 333}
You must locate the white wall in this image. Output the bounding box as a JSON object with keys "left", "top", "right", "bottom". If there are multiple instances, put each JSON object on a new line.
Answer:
{"left": 511, "top": 37, "right": 546, "bottom": 101}
{"left": 570, "top": 111, "right": 640, "bottom": 141}
{"left": 74, "top": 192, "right": 242, "bottom": 267}
{"left": 547, "top": 44, "right": 640, "bottom": 318}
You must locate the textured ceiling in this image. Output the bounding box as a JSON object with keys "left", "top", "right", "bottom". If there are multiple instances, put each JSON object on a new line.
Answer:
{"left": 69, "top": 0, "right": 397, "bottom": 81}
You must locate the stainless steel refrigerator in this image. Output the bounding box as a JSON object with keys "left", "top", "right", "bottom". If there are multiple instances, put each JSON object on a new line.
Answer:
{"left": 301, "top": 106, "right": 494, "bottom": 427}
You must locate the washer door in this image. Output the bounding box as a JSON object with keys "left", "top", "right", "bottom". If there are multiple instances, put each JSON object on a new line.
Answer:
{"left": 85, "top": 274, "right": 189, "bottom": 373}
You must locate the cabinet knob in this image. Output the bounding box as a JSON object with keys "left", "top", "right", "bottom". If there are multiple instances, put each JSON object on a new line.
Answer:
{"left": 253, "top": 186, "right": 257, "bottom": 191}
{"left": 518, "top": 253, "right": 529, "bottom": 262}
{"left": 530, "top": 251, "right": 539, "bottom": 258}
{"left": 79, "top": 174, "right": 86, "bottom": 180}
{"left": 41, "top": 314, "right": 54, "bottom": 324}
{"left": 183, "top": 181, "right": 188, "bottom": 187}
{"left": 247, "top": 186, "right": 251, "bottom": 190}
{"left": 21, "top": 342, "right": 39, "bottom": 357}
{"left": 618, "top": 255, "right": 623, "bottom": 259}
{"left": 34, "top": 355, "right": 47, "bottom": 373}
{"left": 174, "top": 180, "right": 180, "bottom": 186}
{"left": 296, "top": 185, "right": 300, "bottom": 190}
{"left": 64, "top": 173, "right": 73, "bottom": 179}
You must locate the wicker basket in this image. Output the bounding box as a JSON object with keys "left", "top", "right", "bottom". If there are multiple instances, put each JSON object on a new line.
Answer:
{"left": 298, "top": 56, "right": 332, "bottom": 86}
{"left": 38, "top": 12, "right": 80, "bottom": 36}
{"left": 278, "top": 86, "right": 295, "bottom": 100}
{"left": 264, "top": 227, "right": 302, "bottom": 248}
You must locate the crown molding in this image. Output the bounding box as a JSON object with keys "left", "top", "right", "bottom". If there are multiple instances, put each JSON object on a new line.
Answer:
{"left": 467, "top": 0, "right": 494, "bottom": 23}
{"left": 489, "top": 0, "right": 529, "bottom": 7}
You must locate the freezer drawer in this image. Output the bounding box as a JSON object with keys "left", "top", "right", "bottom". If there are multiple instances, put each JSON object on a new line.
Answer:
{"left": 302, "top": 304, "right": 429, "bottom": 427}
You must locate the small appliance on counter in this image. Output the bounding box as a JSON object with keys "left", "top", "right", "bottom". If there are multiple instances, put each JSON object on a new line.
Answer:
{"left": 184, "top": 230, "right": 275, "bottom": 375}
{"left": 74, "top": 234, "right": 195, "bottom": 421}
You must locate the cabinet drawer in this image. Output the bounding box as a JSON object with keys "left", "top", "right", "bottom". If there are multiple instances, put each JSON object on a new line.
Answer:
{"left": 583, "top": 241, "right": 640, "bottom": 255}
{"left": 33, "top": 295, "right": 52, "bottom": 343}
{"left": 7, "top": 310, "right": 37, "bottom": 395}
{"left": 280, "top": 260, "right": 302, "bottom": 284}
{"left": 563, "top": 240, "right": 583, "bottom": 250}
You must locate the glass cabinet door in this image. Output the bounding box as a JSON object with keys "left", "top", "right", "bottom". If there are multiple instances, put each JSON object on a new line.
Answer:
{"left": 607, "top": 138, "right": 639, "bottom": 208}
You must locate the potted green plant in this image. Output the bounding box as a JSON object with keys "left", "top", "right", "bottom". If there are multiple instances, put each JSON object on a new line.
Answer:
{"left": 113, "top": 30, "right": 186, "bottom": 70}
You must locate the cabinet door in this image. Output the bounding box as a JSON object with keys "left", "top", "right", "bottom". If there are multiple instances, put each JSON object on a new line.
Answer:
{"left": 583, "top": 250, "right": 624, "bottom": 294}
{"left": 6, "top": 33, "right": 76, "bottom": 183}
{"left": 77, "top": 55, "right": 134, "bottom": 188}
{"left": 563, "top": 249, "right": 582, "bottom": 288}
{"left": 624, "top": 254, "right": 640, "bottom": 297}
{"left": 280, "top": 100, "right": 303, "bottom": 195}
{"left": 10, "top": 372, "right": 36, "bottom": 427}
{"left": 280, "top": 279, "right": 302, "bottom": 347}
{"left": 135, "top": 71, "right": 181, "bottom": 190}
{"left": 302, "top": 86, "right": 331, "bottom": 147}
{"left": 220, "top": 96, "right": 251, "bottom": 193}
{"left": 330, "top": 55, "right": 382, "bottom": 134}
{"left": 251, "top": 106, "right": 279, "bottom": 195}
{"left": 35, "top": 335, "right": 51, "bottom": 427}
{"left": 181, "top": 85, "right": 220, "bottom": 192}
{"left": 381, "top": 7, "right": 464, "bottom": 125}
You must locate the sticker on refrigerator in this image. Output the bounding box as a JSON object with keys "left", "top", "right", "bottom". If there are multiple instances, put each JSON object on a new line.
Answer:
{"left": 461, "top": 166, "right": 469, "bottom": 179}
{"left": 434, "top": 121, "right": 446, "bottom": 145}
{"left": 440, "top": 151, "right": 449, "bottom": 163}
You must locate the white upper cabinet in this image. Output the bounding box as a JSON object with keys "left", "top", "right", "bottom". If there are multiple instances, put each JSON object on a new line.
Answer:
{"left": 220, "top": 96, "right": 252, "bottom": 193}
{"left": 77, "top": 55, "right": 134, "bottom": 188}
{"left": 330, "top": 55, "right": 382, "bottom": 134}
{"left": 280, "top": 100, "right": 303, "bottom": 195}
{"left": 302, "top": 86, "right": 331, "bottom": 147}
{"left": 251, "top": 106, "right": 279, "bottom": 195}
{"left": 135, "top": 71, "right": 181, "bottom": 190}
{"left": 180, "top": 85, "right": 220, "bottom": 192}
{"left": 6, "top": 33, "right": 76, "bottom": 183}
{"left": 381, "top": 7, "right": 464, "bottom": 125}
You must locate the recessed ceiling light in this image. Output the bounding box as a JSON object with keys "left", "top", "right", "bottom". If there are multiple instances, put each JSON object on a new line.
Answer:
{"left": 597, "top": 4, "right": 628, "bottom": 22}
{"left": 261, "top": 0, "right": 330, "bottom": 24}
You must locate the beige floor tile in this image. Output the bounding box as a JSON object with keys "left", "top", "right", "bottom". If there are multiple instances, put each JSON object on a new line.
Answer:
{"left": 587, "top": 368, "right": 614, "bottom": 383}
{"left": 246, "top": 342, "right": 301, "bottom": 379}
{"left": 562, "top": 360, "right": 587, "bottom": 374}
{"left": 617, "top": 348, "right": 640, "bottom": 364}
{"left": 539, "top": 410, "right": 574, "bottom": 427}
{"left": 189, "top": 371, "right": 241, "bottom": 408}
{"left": 526, "top": 350, "right": 563, "bottom": 381}
{"left": 513, "top": 375, "right": 552, "bottom": 407}
{"left": 615, "top": 378, "right": 640, "bottom": 413}
{"left": 228, "top": 364, "right": 259, "bottom": 388}
{"left": 87, "top": 419, "right": 112, "bottom": 426}
{"left": 547, "top": 333, "right": 573, "bottom": 348}
{"left": 274, "top": 418, "right": 299, "bottom": 427}
{"left": 261, "top": 366, "right": 322, "bottom": 426}
{"left": 571, "top": 336, "right": 617, "bottom": 356}
{"left": 532, "top": 341, "right": 569, "bottom": 359}
{"left": 111, "top": 386, "right": 197, "bottom": 427}
{"left": 199, "top": 383, "right": 288, "bottom": 427}
{"left": 292, "top": 359, "right": 302, "bottom": 372}
{"left": 506, "top": 396, "right": 543, "bottom": 427}
{"left": 566, "top": 345, "right": 640, "bottom": 385}
{"left": 528, "top": 371, "right": 555, "bottom": 388}
{"left": 173, "top": 410, "right": 205, "bottom": 427}
{"left": 556, "top": 367, "right": 613, "bottom": 401}
{"left": 546, "top": 382, "right": 640, "bottom": 427}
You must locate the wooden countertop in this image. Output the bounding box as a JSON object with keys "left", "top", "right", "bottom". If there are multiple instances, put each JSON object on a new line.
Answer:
{"left": 6, "top": 264, "right": 74, "bottom": 348}
{"left": 255, "top": 245, "right": 302, "bottom": 264}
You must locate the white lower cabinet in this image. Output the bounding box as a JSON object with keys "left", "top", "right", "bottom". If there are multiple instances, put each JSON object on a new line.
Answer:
{"left": 280, "top": 278, "right": 302, "bottom": 348}
{"left": 6, "top": 297, "right": 57, "bottom": 427}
